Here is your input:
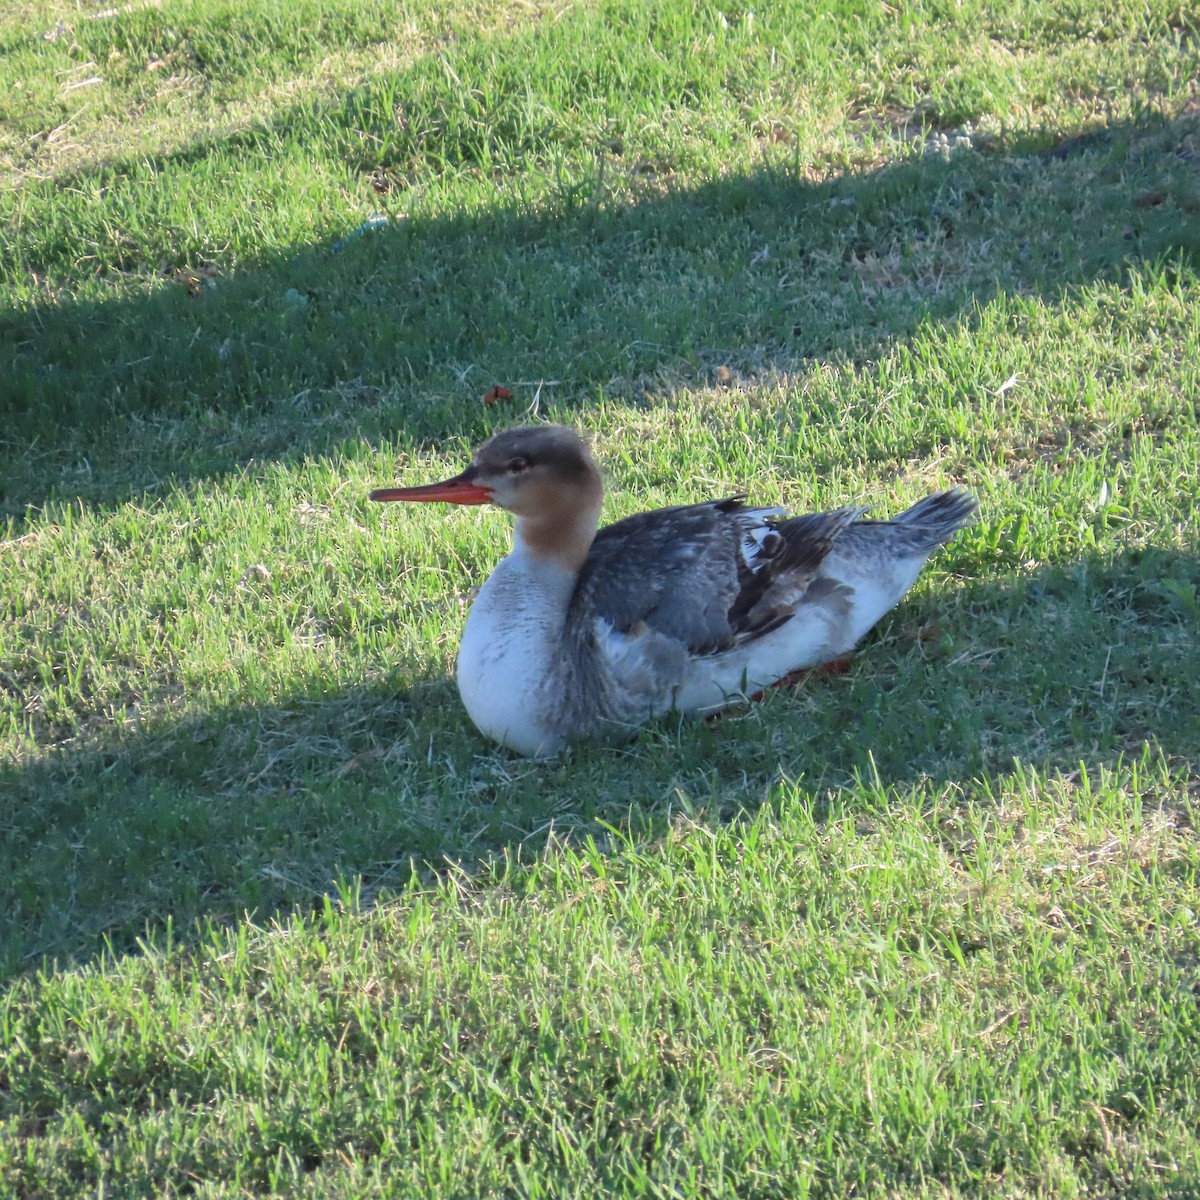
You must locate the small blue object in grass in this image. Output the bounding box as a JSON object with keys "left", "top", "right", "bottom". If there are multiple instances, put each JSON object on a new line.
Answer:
{"left": 332, "top": 213, "right": 389, "bottom": 251}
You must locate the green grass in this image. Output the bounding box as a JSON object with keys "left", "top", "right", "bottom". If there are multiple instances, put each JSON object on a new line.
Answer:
{"left": 2, "top": 0, "right": 1199, "bottom": 1195}
{"left": 3, "top": 766, "right": 1198, "bottom": 1197}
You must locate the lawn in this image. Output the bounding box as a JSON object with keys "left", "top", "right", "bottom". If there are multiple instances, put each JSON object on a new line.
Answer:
{"left": 2, "top": 0, "right": 1199, "bottom": 1195}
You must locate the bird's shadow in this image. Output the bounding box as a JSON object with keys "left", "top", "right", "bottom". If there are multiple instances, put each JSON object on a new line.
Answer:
{"left": 3, "top": 544, "right": 1196, "bottom": 978}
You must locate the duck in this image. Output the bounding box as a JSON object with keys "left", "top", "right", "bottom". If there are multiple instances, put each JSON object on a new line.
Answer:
{"left": 371, "top": 425, "right": 976, "bottom": 757}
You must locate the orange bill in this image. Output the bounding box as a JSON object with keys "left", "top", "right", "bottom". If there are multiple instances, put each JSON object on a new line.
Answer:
{"left": 370, "top": 467, "right": 492, "bottom": 506}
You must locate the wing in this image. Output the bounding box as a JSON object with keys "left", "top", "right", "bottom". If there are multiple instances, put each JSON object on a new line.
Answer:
{"left": 572, "top": 499, "right": 865, "bottom": 657}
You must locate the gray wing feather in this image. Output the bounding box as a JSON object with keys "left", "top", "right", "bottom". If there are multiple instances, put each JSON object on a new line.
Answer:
{"left": 574, "top": 500, "right": 746, "bottom": 653}
{"left": 573, "top": 499, "right": 861, "bottom": 656}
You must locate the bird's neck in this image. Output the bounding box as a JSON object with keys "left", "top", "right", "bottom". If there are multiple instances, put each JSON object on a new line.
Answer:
{"left": 512, "top": 495, "right": 603, "bottom": 576}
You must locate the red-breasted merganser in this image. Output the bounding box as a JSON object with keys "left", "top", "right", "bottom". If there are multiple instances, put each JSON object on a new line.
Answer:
{"left": 371, "top": 425, "right": 976, "bottom": 757}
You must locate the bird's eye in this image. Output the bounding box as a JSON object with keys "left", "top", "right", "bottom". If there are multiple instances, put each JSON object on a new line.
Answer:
{"left": 507, "top": 457, "right": 529, "bottom": 474}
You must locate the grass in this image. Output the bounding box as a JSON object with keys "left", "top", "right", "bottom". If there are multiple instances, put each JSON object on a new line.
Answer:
{"left": 3, "top": 765, "right": 1198, "bottom": 1197}
{"left": 1, "top": 0, "right": 1199, "bottom": 1195}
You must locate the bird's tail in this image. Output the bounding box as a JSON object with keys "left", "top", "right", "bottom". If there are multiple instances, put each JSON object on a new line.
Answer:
{"left": 887, "top": 488, "right": 978, "bottom": 549}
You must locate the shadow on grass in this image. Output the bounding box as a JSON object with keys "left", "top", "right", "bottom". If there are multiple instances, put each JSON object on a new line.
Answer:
{"left": 3, "top": 70, "right": 1198, "bottom": 974}
{"left": 3, "top": 545, "right": 1197, "bottom": 979}
{"left": 2, "top": 107, "right": 1198, "bottom": 517}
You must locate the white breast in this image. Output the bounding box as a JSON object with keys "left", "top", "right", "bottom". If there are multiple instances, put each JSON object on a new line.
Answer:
{"left": 455, "top": 551, "right": 577, "bottom": 757}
